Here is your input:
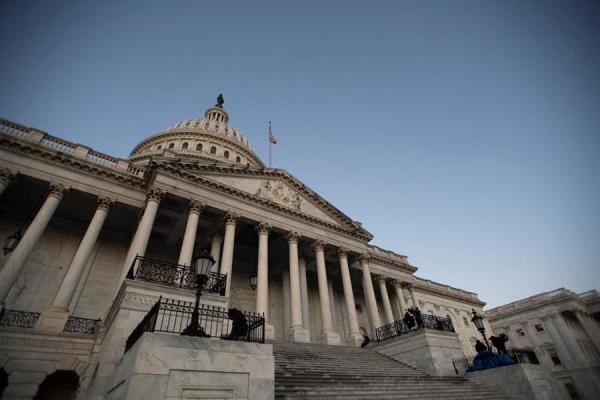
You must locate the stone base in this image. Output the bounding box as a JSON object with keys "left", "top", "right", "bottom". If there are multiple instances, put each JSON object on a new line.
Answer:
{"left": 320, "top": 330, "right": 341, "bottom": 346}
{"left": 107, "top": 332, "right": 274, "bottom": 400}
{"left": 264, "top": 323, "right": 275, "bottom": 341}
{"left": 35, "top": 307, "right": 69, "bottom": 333}
{"left": 288, "top": 326, "right": 310, "bottom": 343}
{"left": 347, "top": 333, "right": 365, "bottom": 347}
{"left": 370, "top": 328, "right": 463, "bottom": 376}
{"left": 466, "top": 363, "right": 559, "bottom": 400}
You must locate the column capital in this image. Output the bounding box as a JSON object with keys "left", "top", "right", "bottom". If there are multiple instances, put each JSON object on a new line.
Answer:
{"left": 0, "top": 168, "right": 16, "bottom": 185}
{"left": 256, "top": 221, "right": 271, "bottom": 235}
{"left": 224, "top": 211, "right": 239, "bottom": 226}
{"left": 392, "top": 280, "right": 405, "bottom": 289}
{"left": 96, "top": 196, "right": 115, "bottom": 212}
{"left": 336, "top": 247, "right": 349, "bottom": 259}
{"left": 374, "top": 275, "right": 387, "bottom": 285}
{"left": 48, "top": 182, "right": 67, "bottom": 200}
{"left": 146, "top": 188, "right": 164, "bottom": 203}
{"left": 311, "top": 239, "right": 326, "bottom": 252}
{"left": 186, "top": 199, "right": 204, "bottom": 215}
{"left": 359, "top": 252, "right": 371, "bottom": 264}
{"left": 286, "top": 231, "right": 300, "bottom": 244}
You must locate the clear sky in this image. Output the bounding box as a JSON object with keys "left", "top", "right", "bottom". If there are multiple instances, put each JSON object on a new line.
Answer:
{"left": 1, "top": 1, "right": 598, "bottom": 308}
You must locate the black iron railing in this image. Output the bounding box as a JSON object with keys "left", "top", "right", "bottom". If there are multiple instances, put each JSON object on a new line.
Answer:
{"left": 125, "top": 297, "right": 265, "bottom": 352}
{"left": 63, "top": 316, "right": 100, "bottom": 334}
{"left": 127, "top": 256, "right": 227, "bottom": 296}
{"left": 452, "top": 348, "right": 539, "bottom": 375}
{"left": 375, "top": 314, "right": 455, "bottom": 341}
{"left": 0, "top": 309, "right": 40, "bottom": 328}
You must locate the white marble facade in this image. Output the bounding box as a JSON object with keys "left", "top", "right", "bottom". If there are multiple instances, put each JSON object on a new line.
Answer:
{"left": 487, "top": 288, "right": 600, "bottom": 399}
{"left": 0, "top": 101, "right": 490, "bottom": 399}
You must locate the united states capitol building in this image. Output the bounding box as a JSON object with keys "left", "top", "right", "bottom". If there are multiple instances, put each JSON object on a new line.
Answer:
{"left": 0, "top": 98, "right": 597, "bottom": 399}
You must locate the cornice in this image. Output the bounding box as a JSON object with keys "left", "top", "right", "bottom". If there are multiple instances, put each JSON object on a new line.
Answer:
{"left": 369, "top": 254, "right": 417, "bottom": 274}
{"left": 152, "top": 161, "right": 373, "bottom": 242}
{"left": 486, "top": 292, "right": 587, "bottom": 321}
{"left": 412, "top": 281, "right": 486, "bottom": 307}
{"left": 0, "top": 136, "right": 146, "bottom": 192}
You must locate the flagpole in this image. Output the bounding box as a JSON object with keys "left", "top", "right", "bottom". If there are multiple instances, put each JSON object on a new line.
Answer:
{"left": 268, "top": 121, "right": 272, "bottom": 168}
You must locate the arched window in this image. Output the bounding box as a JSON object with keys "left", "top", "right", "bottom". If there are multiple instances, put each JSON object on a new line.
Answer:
{"left": 210, "top": 146, "right": 217, "bottom": 154}
{"left": 182, "top": 142, "right": 188, "bottom": 150}
{"left": 223, "top": 150, "right": 229, "bottom": 159}
{"left": 235, "top": 156, "right": 241, "bottom": 163}
{"left": 196, "top": 143, "right": 203, "bottom": 151}
{"left": 168, "top": 143, "right": 175, "bottom": 149}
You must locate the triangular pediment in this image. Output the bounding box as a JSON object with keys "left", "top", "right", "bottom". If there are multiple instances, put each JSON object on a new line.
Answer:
{"left": 153, "top": 160, "right": 371, "bottom": 238}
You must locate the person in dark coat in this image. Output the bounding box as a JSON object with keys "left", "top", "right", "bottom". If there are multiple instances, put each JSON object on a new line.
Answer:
{"left": 490, "top": 334, "right": 509, "bottom": 354}
{"left": 412, "top": 307, "right": 424, "bottom": 328}
{"left": 227, "top": 308, "right": 247, "bottom": 340}
{"left": 361, "top": 335, "right": 371, "bottom": 348}
{"left": 474, "top": 339, "right": 487, "bottom": 353}
{"left": 403, "top": 311, "right": 415, "bottom": 329}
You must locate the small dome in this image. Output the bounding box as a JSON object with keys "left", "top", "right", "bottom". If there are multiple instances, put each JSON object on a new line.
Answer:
{"left": 128, "top": 96, "right": 264, "bottom": 168}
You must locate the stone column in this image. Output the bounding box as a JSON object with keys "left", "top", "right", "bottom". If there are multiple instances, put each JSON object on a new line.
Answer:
{"left": 541, "top": 314, "right": 575, "bottom": 365}
{"left": 338, "top": 249, "right": 363, "bottom": 346}
{"left": 392, "top": 280, "right": 407, "bottom": 317}
{"left": 576, "top": 311, "right": 600, "bottom": 354}
{"left": 299, "top": 256, "right": 310, "bottom": 334}
{"left": 256, "top": 222, "right": 274, "bottom": 340}
{"left": 287, "top": 232, "right": 309, "bottom": 342}
{"left": 210, "top": 232, "right": 222, "bottom": 273}
{"left": 282, "top": 270, "right": 290, "bottom": 336}
{"left": 177, "top": 200, "right": 204, "bottom": 267}
{"left": 38, "top": 196, "right": 113, "bottom": 332}
{"left": 118, "top": 188, "right": 163, "bottom": 290}
{"left": 408, "top": 284, "right": 419, "bottom": 308}
{"left": 313, "top": 240, "right": 340, "bottom": 345}
{"left": 0, "top": 168, "right": 15, "bottom": 196}
{"left": 360, "top": 253, "right": 381, "bottom": 332}
{"left": 220, "top": 212, "right": 238, "bottom": 299}
{"left": 0, "top": 183, "right": 66, "bottom": 306}
{"left": 255, "top": 223, "right": 270, "bottom": 318}
{"left": 376, "top": 276, "right": 395, "bottom": 324}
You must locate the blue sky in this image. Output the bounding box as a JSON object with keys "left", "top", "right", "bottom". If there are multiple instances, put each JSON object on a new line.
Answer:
{"left": 1, "top": 1, "right": 598, "bottom": 308}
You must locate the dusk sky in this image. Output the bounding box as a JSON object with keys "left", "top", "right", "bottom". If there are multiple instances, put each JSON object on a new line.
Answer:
{"left": 1, "top": 0, "right": 598, "bottom": 308}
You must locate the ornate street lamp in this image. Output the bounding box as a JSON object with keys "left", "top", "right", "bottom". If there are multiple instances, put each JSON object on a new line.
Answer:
{"left": 3, "top": 230, "right": 21, "bottom": 255}
{"left": 471, "top": 309, "right": 491, "bottom": 350}
{"left": 249, "top": 272, "right": 258, "bottom": 291}
{"left": 181, "top": 248, "right": 215, "bottom": 337}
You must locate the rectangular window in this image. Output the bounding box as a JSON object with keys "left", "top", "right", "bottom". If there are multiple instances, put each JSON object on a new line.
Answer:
{"left": 516, "top": 328, "right": 525, "bottom": 336}
{"left": 534, "top": 323, "right": 544, "bottom": 332}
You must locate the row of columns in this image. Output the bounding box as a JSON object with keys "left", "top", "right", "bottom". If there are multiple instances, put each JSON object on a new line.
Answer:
{"left": 0, "top": 177, "right": 419, "bottom": 345}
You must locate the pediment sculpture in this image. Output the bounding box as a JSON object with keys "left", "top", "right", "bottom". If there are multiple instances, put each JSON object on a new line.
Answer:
{"left": 256, "top": 180, "right": 302, "bottom": 210}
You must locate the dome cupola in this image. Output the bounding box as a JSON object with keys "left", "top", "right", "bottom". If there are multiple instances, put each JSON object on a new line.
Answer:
{"left": 128, "top": 95, "right": 264, "bottom": 168}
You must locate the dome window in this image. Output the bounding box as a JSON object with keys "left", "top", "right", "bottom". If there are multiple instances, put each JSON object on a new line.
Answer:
{"left": 182, "top": 142, "right": 188, "bottom": 150}
{"left": 210, "top": 146, "right": 217, "bottom": 154}
{"left": 157, "top": 145, "right": 162, "bottom": 150}
{"left": 223, "top": 150, "right": 230, "bottom": 159}
{"left": 168, "top": 143, "right": 175, "bottom": 149}
{"left": 205, "top": 123, "right": 209, "bottom": 128}
{"left": 225, "top": 128, "right": 229, "bottom": 133}
{"left": 215, "top": 124, "right": 219, "bottom": 129}
{"left": 196, "top": 143, "right": 203, "bottom": 151}
{"left": 235, "top": 156, "right": 241, "bottom": 163}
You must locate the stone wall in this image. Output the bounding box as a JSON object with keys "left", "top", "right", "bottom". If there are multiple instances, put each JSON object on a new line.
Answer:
{"left": 107, "top": 333, "right": 274, "bottom": 400}
{"left": 370, "top": 329, "right": 464, "bottom": 376}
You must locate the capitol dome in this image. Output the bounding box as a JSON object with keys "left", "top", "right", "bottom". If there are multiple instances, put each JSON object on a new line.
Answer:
{"left": 128, "top": 96, "right": 265, "bottom": 167}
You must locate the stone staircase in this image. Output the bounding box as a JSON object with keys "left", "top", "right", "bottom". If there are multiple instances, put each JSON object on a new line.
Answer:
{"left": 273, "top": 341, "right": 509, "bottom": 399}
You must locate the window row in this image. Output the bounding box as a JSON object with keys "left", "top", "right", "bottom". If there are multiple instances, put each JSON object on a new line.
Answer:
{"left": 153, "top": 141, "right": 243, "bottom": 163}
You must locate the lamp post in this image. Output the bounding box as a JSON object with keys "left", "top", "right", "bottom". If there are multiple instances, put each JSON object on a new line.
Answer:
{"left": 3, "top": 230, "right": 21, "bottom": 255}
{"left": 471, "top": 309, "right": 491, "bottom": 350}
{"left": 181, "top": 248, "right": 215, "bottom": 337}
{"left": 249, "top": 272, "right": 257, "bottom": 291}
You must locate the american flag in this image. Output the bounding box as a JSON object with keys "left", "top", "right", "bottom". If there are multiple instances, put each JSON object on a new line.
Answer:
{"left": 269, "top": 124, "right": 278, "bottom": 144}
